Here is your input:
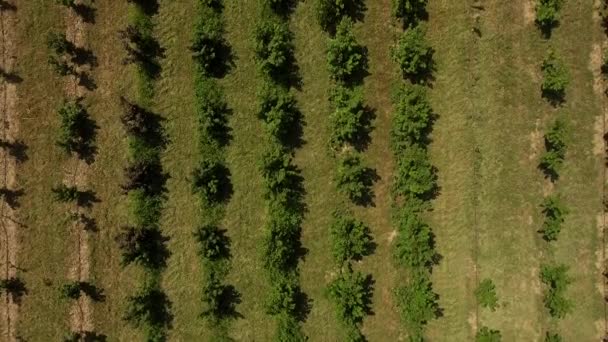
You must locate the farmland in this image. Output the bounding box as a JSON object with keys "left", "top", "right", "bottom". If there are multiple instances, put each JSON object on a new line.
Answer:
{"left": 0, "top": 0, "right": 606, "bottom": 341}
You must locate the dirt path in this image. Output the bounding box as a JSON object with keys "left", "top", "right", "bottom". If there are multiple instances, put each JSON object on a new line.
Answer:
{"left": 64, "top": 1, "right": 94, "bottom": 335}
{"left": 0, "top": 1, "right": 21, "bottom": 341}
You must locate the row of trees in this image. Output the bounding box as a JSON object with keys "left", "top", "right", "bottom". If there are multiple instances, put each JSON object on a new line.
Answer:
{"left": 115, "top": 2, "right": 172, "bottom": 341}
{"left": 190, "top": 1, "right": 239, "bottom": 338}
{"left": 388, "top": 1, "right": 443, "bottom": 341}
{"left": 255, "top": 2, "right": 308, "bottom": 340}
{"left": 49, "top": 1, "right": 105, "bottom": 339}
{"left": 535, "top": 2, "right": 570, "bottom": 340}
{"left": 315, "top": 1, "right": 377, "bottom": 340}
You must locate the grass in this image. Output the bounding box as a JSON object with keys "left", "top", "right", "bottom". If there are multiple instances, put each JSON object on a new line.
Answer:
{"left": 7, "top": 0, "right": 607, "bottom": 340}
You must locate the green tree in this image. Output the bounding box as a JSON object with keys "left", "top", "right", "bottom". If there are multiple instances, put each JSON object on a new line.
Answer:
{"left": 327, "top": 267, "right": 373, "bottom": 326}
{"left": 56, "top": 100, "right": 92, "bottom": 155}
{"left": 394, "top": 271, "right": 439, "bottom": 341}
{"left": 474, "top": 279, "right": 499, "bottom": 311}
{"left": 253, "top": 20, "right": 294, "bottom": 78}
{"left": 476, "top": 326, "right": 501, "bottom": 342}
{"left": 329, "top": 85, "right": 369, "bottom": 149}
{"left": 327, "top": 17, "right": 368, "bottom": 83}
{"left": 335, "top": 153, "right": 374, "bottom": 204}
{"left": 192, "top": 160, "right": 231, "bottom": 204}
{"left": 391, "top": 25, "right": 433, "bottom": 80}
{"left": 193, "top": 225, "right": 229, "bottom": 260}
{"left": 315, "top": 0, "right": 365, "bottom": 33}
{"left": 540, "top": 263, "right": 572, "bottom": 318}
{"left": 393, "top": 209, "right": 436, "bottom": 269}
{"left": 330, "top": 212, "right": 373, "bottom": 265}
{"left": 257, "top": 83, "right": 300, "bottom": 143}
{"left": 391, "top": 0, "right": 428, "bottom": 27}
{"left": 541, "top": 50, "right": 569, "bottom": 102}
{"left": 539, "top": 119, "right": 567, "bottom": 180}
{"left": 60, "top": 281, "right": 82, "bottom": 300}
{"left": 540, "top": 195, "right": 569, "bottom": 241}
{"left": 51, "top": 184, "right": 79, "bottom": 203}
{"left": 391, "top": 83, "right": 433, "bottom": 152}
{"left": 535, "top": 0, "right": 564, "bottom": 34}
{"left": 393, "top": 144, "right": 435, "bottom": 199}
{"left": 545, "top": 332, "right": 563, "bottom": 342}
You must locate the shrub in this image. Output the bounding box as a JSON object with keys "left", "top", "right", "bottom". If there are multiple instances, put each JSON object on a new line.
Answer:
{"left": 253, "top": 19, "right": 294, "bottom": 78}
{"left": 200, "top": 273, "right": 238, "bottom": 320}
{"left": 539, "top": 119, "right": 567, "bottom": 180}
{"left": 394, "top": 271, "right": 439, "bottom": 341}
{"left": 194, "top": 78, "right": 231, "bottom": 146}
{"left": 130, "top": 189, "right": 163, "bottom": 228}
{"left": 391, "top": 83, "right": 433, "bottom": 152}
{"left": 259, "top": 143, "right": 302, "bottom": 204}
{"left": 541, "top": 50, "right": 568, "bottom": 102}
{"left": 540, "top": 195, "right": 568, "bottom": 241}
{"left": 190, "top": 9, "right": 231, "bottom": 77}
{"left": 393, "top": 209, "right": 436, "bottom": 269}
{"left": 60, "top": 281, "right": 82, "bottom": 300}
{"left": 315, "top": 0, "right": 365, "bottom": 33}
{"left": 545, "top": 332, "right": 563, "bottom": 342}
{"left": 330, "top": 212, "right": 373, "bottom": 265}
{"left": 56, "top": 100, "right": 92, "bottom": 156}
{"left": 540, "top": 263, "right": 572, "bottom": 318}
{"left": 262, "top": 202, "right": 302, "bottom": 273}
{"left": 48, "top": 56, "right": 77, "bottom": 76}
{"left": 276, "top": 312, "right": 307, "bottom": 342}
{"left": 326, "top": 17, "right": 367, "bottom": 84}
{"left": 327, "top": 267, "right": 373, "bottom": 326}
{"left": 393, "top": 144, "right": 436, "bottom": 199}
{"left": 258, "top": 83, "right": 300, "bottom": 143}
{"left": 115, "top": 226, "right": 169, "bottom": 269}
{"left": 51, "top": 184, "right": 79, "bottom": 203}
{"left": 193, "top": 225, "right": 229, "bottom": 260}
{"left": 391, "top": 25, "right": 433, "bottom": 80}
{"left": 124, "top": 284, "right": 172, "bottom": 332}
{"left": 329, "top": 85, "right": 369, "bottom": 149}
{"left": 265, "top": 279, "right": 299, "bottom": 316}
{"left": 535, "top": 0, "right": 564, "bottom": 34}
{"left": 335, "top": 153, "right": 374, "bottom": 204}
{"left": 476, "top": 326, "right": 501, "bottom": 342}
{"left": 192, "top": 160, "right": 231, "bottom": 204}
{"left": 474, "top": 279, "right": 498, "bottom": 311}
{"left": 391, "top": 0, "right": 428, "bottom": 27}
{"left": 47, "top": 32, "right": 73, "bottom": 56}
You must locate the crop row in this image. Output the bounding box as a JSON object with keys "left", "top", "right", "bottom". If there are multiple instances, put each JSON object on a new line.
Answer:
{"left": 189, "top": 0, "right": 239, "bottom": 339}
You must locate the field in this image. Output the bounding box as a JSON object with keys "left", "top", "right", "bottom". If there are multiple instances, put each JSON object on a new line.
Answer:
{"left": 0, "top": 0, "right": 606, "bottom": 341}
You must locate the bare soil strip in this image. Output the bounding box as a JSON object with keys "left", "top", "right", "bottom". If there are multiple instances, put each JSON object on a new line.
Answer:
{"left": 0, "top": 2, "right": 20, "bottom": 341}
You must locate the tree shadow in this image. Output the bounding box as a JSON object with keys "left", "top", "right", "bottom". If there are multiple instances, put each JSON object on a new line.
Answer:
{"left": 79, "top": 281, "right": 105, "bottom": 302}
{"left": 191, "top": 36, "right": 235, "bottom": 79}
{"left": 124, "top": 286, "right": 173, "bottom": 333}
{"left": 76, "top": 189, "right": 100, "bottom": 208}
{"left": 64, "top": 331, "right": 107, "bottom": 342}
{"left": 352, "top": 167, "right": 380, "bottom": 208}
{"left": 0, "top": 0, "right": 16, "bottom": 12}
{"left": 210, "top": 284, "right": 243, "bottom": 321}
{"left": 0, "top": 187, "right": 23, "bottom": 209}
{"left": 294, "top": 285, "right": 312, "bottom": 323}
{"left": 119, "top": 25, "right": 165, "bottom": 80}
{"left": 0, "top": 68, "right": 23, "bottom": 84}
{"left": 539, "top": 163, "right": 559, "bottom": 183}
{"left": 266, "top": 0, "right": 299, "bottom": 18}
{"left": 0, "top": 139, "right": 28, "bottom": 163}
{"left": 537, "top": 21, "right": 560, "bottom": 40}
{"left": 351, "top": 106, "right": 376, "bottom": 152}
{"left": 0, "top": 276, "right": 27, "bottom": 304}
{"left": 71, "top": 46, "right": 98, "bottom": 68}
{"left": 271, "top": 54, "right": 302, "bottom": 91}
{"left": 72, "top": 4, "right": 96, "bottom": 24}
{"left": 115, "top": 226, "right": 171, "bottom": 270}
{"left": 541, "top": 88, "right": 565, "bottom": 107}
{"left": 72, "top": 212, "right": 98, "bottom": 232}
{"left": 73, "top": 105, "right": 99, "bottom": 165}
{"left": 77, "top": 71, "right": 97, "bottom": 91}
{"left": 129, "top": 0, "right": 159, "bottom": 16}
{"left": 119, "top": 97, "right": 168, "bottom": 149}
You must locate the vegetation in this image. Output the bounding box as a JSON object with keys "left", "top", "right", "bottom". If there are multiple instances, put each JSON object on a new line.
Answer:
{"left": 315, "top": 0, "right": 365, "bottom": 33}
{"left": 327, "top": 17, "right": 368, "bottom": 84}
{"left": 393, "top": 207, "right": 436, "bottom": 269}
{"left": 391, "top": 25, "right": 433, "bottom": 81}
{"left": 535, "top": 0, "right": 564, "bottom": 36}
{"left": 329, "top": 212, "right": 373, "bottom": 265}
{"left": 540, "top": 195, "right": 569, "bottom": 241}
{"left": 474, "top": 278, "right": 499, "bottom": 311}
{"left": 394, "top": 271, "right": 440, "bottom": 341}
{"left": 257, "top": 83, "right": 300, "bottom": 144}
{"left": 545, "top": 332, "right": 563, "bottom": 342}
{"left": 335, "top": 153, "right": 374, "bottom": 205}
{"left": 539, "top": 119, "right": 567, "bottom": 181}
{"left": 540, "top": 50, "right": 569, "bottom": 103}
{"left": 391, "top": 0, "right": 428, "bottom": 27}
{"left": 55, "top": 100, "right": 95, "bottom": 158}
{"left": 476, "top": 326, "right": 502, "bottom": 342}
{"left": 51, "top": 184, "right": 79, "bottom": 203}
{"left": 391, "top": 83, "right": 433, "bottom": 150}
{"left": 328, "top": 85, "right": 370, "bottom": 150}
{"left": 327, "top": 267, "right": 373, "bottom": 327}
{"left": 253, "top": 19, "right": 294, "bottom": 81}
{"left": 540, "top": 264, "right": 572, "bottom": 318}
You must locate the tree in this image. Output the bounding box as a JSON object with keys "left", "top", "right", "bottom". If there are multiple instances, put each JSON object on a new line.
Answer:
{"left": 60, "top": 281, "right": 82, "bottom": 300}
{"left": 259, "top": 142, "right": 302, "bottom": 205}
{"left": 539, "top": 119, "right": 567, "bottom": 180}
{"left": 476, "top": 326, "right": 501, "bottom": 342}
{"left": 330, "top": 212, "right": 373, "bottom": 265}
{"left": 265, "top": 279, "right": 299, "bottom": 316}
{"left": 474, "top": 279, "right": 498, "bottom": 311}
{"left": 190, "top": 9, "right": 232, "bottom": 77}
{"left": 0, "top": 277, "right": 26, "bottom": 301}
{"left": 191, "top": 160, "right": 231, "bottom": 204}
{"left": 393, "top": 209, "right": 436, "bottom": 269}
{"left": 391, "top": 25, "right": 433, "bottom": 81}
{"left": 56, "top": 100, "right": 92, "bottom": 156}
{"left": 115, "top": 226, "right": 169, "bottom": 269}
{"left": 535, "top": 0, "right": 564, "bottom": 35}
{"left": 327, "top": 267, "right": 373, "bottom": 326}
{"left": 51, "top": 184, "right": 79, "bottom": 203}
{"left": 540, "top": 263, "right": 572, "bottom": 318}
{"left": 326, "top": 17, "right": 368, "bottom": 84}
{"left": 393, "top": 144, "right": 436, "bottom": 199}
{"left": 391, "top": 83, "right": 433, "bottom": 152}
{"left": 315, "top": 0, "right": 365, "bottom": 33}
{"left": 194, "top": 79, "right": 231, "bottom": 145}
{"left": 541, "top": 50, "right": 568, "bottom": 102}
{"left": 121, "top": 160, "right": 165, "bottom": 195}
{"left": 329, "top": 85, "right": 369, "bottom": 149}
{"left": 253, "top": 20, "right": 294, "bottom": 78}
{"left": 257, "top": 83, "right": 300, "bottom": 143}
{"left": 540, "top": 195, "right": 569, "bottom": 241}
{"left": 124, "top": 284, "right": 172, "bottom": 331}
{"left": 335, "top": 153, "right": 374, "bottom": 204}
{"left": 47, "top": 32, "right": 73, "bottom": 56}
{"left": 391, "top": 0, "right": 428, "bottom": 27}
{"left": 193, "top": 225, "right": 229, "bottom": 260}
{"left": 545, "top": 332, "right": 563, "bottom": 342}
{"left": 394, "top": 271, "right": 440, "bottom": 341}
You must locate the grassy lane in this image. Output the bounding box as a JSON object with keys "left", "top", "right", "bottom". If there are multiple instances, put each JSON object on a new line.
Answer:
{"left": 15, "top": 1, "right": 70, "bottom": 339}
{"left": 425, "top": 1, "right": 478, "bottom": 340}
{"left": 222, "top": 1, "right": 275, "bottom": 340}
{"left": 553, "top": 1, "right": 604, "bottom": 339}
{"left": 354, "top": 0, "right": 401, "bottom": 339}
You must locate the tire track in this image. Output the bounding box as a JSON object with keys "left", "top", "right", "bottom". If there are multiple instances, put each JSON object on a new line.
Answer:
{"left": 0, "top": 1, "right": 20, "bottom": 341}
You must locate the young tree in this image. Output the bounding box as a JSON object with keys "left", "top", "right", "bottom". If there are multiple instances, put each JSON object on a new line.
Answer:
{"left": 47, "top": 32, "right": 73, "bottom": 56}
{"left": 476, "top": 326, "right": 502, "bottom": 342}
{"left": 535, "top": 0, "right": 564, "bottom": 35}
{"left": 315, "top": 0, "right": 365, "bottom": 33}
{"left": 539, "top": 119, "right": 567, "bottom": 180}
{"left": 56, "top": 100, "right": 92, "bottom": 156}
{"left": 545, "top": 332, "right": 563, "bottom": 342}
{"left": 391, "top": 25, "right": 433, "bottom": 81}
{"left": 391, "top": 83, "right": 433, "bottom": 152}
{"left": 253, "top": 20, "right": 294, "bottom": 78}
{"left": 60, "top": 281, "right": 82, "bottom": 300}
{"left": 257, "top": 83, "right": 300, "bottom": 143}
{"left": 394, "top": 271, "right": 440, "bottom": 341}
{"left": 330, "top": 212, "right": 373, "bottom": 265}
{"left": 391, "top": 0, "right": 428, "bottom": 27}
{"left": 393, "top": 144, "right": 436, "bottom": 199}
{"left": 193, "top": 225, "right": 229, "bottom": 260}
{"left": 474, "top": 279, "right": 499, "bottom": 311}
{"left": 51, "top": 184, "right": 79, "bottom": 203}
{"left": 540, "top": 263, "right": 572, "bottom": 318}
{"left": 124, "top": 284, "right": 172, "bottom": 332}
{"left": 541, "top": 50, "right": 569, "bottom": 102}
{"left": 540, "top": 195, "right": 569, "bottom": 241}
{"left": 194, "top": 79, "right": 231, "bottom": 145}
{"left": 327, "top": 267, "right": 373, "bottom": 326}
{"left": 326, "top": 17, "right": 368, "bottom": 84}
{"left": 335, "top": 153, "right": 374, "bottom": 204}
{"left": 191, "top": 160, "right": 231, "bottom": 204}
{"left": 393, "top": 210, "right": 436, "bottom": 269}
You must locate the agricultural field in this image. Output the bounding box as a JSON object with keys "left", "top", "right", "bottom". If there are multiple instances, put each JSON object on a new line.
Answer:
{"left": 0, "top": 0, "right": 606, "bottom": 341}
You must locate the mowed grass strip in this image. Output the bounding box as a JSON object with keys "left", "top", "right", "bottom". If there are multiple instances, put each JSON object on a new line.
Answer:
{"left": 15, "top": 0, "right": 72, "bottom": 339}
{"left": 424, "top": 1, "right": 478, "bottom": 340}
